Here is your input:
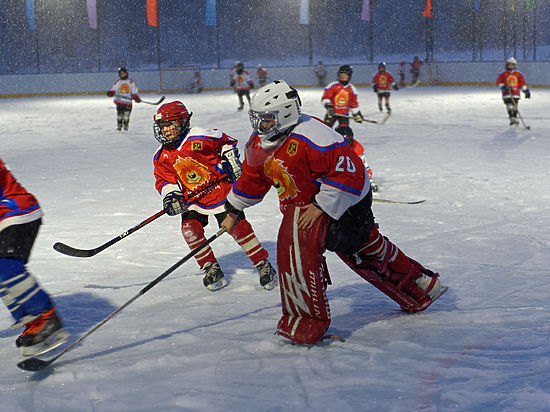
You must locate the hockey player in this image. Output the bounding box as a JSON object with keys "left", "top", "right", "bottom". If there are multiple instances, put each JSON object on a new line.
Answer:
{"left": 314, "top": 60, "right": 327, "bottom": 86}
{"left": 152, "top": 101, "right": 277, "bottom": 291}
{"left": 0, "top": 158, "right": 69, "bottom": 356}
{"left": 229, "top": 62, "right": 254, "bottom": 111}
{"left": 107, "top": 67, "right": 141, "bottom": 131}
{"left": 335, "top": 125, "right": 378, "bottom": 192}
{"left": 256, "top": 64, "right": 268, "bottom": 87}
{"left": 188, "top": 71, "right": 203, "bottom": 94}
{"left": 221, "top": 80, "right": 445, "bottom": 345}
{"left": 398, "top": 61, "right": 406, "bottom": 87}
{"left": 372, "top": 62, "right": 398, "bottom": 113}
{"left": 410, "top": 56, "right": 423, "bottom": 86}
{"left": 321, "top": 65, "right": 365, "bottom": 128}
{"left": 496, "top": 57, "right": 531, "bottom": 126}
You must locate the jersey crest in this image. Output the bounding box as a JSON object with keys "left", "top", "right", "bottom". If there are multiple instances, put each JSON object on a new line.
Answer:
{"left": 506, "top": 74, "right": 519, "bottom": 88}
{"left": 264, "top": 158, "right": 299, "bottom": 201}
{"left": 335, "top": 90, "right": 350, "bottom": 107}
{"left": 119, "top": 83, "right": 130, "bottom": 94}
{"left": 174, "top": 156, "right": 212, "bottom": 191}
{"left": 287, "top": 140, "right": 299, "bottom": 156}
{"left": 192, "top": 141, "right": 203, "bottom": 151}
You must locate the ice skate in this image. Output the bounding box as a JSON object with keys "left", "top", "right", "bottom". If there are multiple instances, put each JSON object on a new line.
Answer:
{"left": 255, "top": 259, "right": 278, "bottom": 290}
{"left": 370, "top": 180, "right": 379, "bottom": 193}
{"left": 16, "top": 308, "right": 69, "bottom": 357}
{"left": 415, "top": 274, "right": 445, "bottom": 301}
{"left": 237, "top": 106, "right": 244, "bottom": 112}
{"left": 202, "top": 261, "right": 227, "bottom": 291}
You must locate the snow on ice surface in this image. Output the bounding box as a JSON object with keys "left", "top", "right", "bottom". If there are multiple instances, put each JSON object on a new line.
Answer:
{"left": 1, "top": 86, "right": 549, "bottom": 412}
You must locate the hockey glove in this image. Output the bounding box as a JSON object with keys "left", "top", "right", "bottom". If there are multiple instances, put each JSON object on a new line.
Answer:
{"left": 107, "top": 90, "right": 115, "bottom": 97}
{"left": 163, "top": 191, "right": 188, "bottom": 216}
{"left": 353, "top": 112, "right": 364, "bottom": 123}
{"left": 221, "top": 145, "right": 242, "bottom": 183}
{"left": 523, "top": 88, "right": 531, "bottom": 99}
{"left": 501, "top": 85, "right": 511, "bottom": 94}
{"left": 392, "top": 83, "right": 399, "bottom": 91}
{"left": 325, "top": 103, "right": 335, "bottom": 120}
{"left": 372, "top": 84, "right": 378, "bottom": 93}
{"left": 132, "top": 94, "right": 141, "bottom": 103}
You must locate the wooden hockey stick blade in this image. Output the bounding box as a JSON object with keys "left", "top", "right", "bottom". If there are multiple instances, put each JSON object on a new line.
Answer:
{"left": 141, "top": 96, "right": 166, "bottom": 105}
{"left": 373, "top": 198, "right": 426, "bottom": 204}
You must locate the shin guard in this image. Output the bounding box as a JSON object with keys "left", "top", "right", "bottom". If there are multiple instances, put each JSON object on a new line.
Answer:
{"left": 181, "top": 219, "right": 216, "bottom": 268}
{"left": 229, "top": 218, "right": 268, "bottom": 266}
{"left": 276, "top": 207, "right": 331, "bottom": 344}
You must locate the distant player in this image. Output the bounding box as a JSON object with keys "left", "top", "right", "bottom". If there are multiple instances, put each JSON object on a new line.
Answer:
{"left": 496, "top": 57, "right": 531, "bottom": 126}
{"left": 314, "top": 60, "right": 327, "bottom": 86}
{"left": 410, "top": 56, "right": 423, "bottom": 86}
{"left": 1, "top": 157, "right": 69, "bottom": 356}
{"left": 321, "top": 65, "right": 364, "bottom": 128}
{"left": 335, "top": 125, "right": 378, "bottom": 192}
{"left": 107, "top": 67, "right": 141, "bottom": 131}
{"left": 398, "top": 61, "right": 406, "bottom": 87}
{"left": 152, "top": 101, "right": 276, "bottom": 290}
{"left": 188, "top": 71, "right": 203, "bottom": 94}
{"left": 372, "top": 62, "right": 398, "bottom": 113}
{"left": 229, "top": 62, "right": 254, "bottom": 111}
{"left": 256, "top": 64, "right": 268, "bottom": 87}
{"left": 221, "top": 80, "right": 445, "bottom": 345}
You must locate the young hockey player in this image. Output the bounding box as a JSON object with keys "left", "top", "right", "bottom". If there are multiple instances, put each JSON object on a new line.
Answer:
{"left": 229, "top": 62, "right": 254, "bottom": 111}
{"left": 188, "top": 71, "right": 203, "bottom": 94}
{"left": 372, "top": 62, "right": 398, "bottom": 113}
{"left": 398, "top": 61, "right": 406, "bottom": 87}
{"left": 496, "top": 57, "right": 531, "bottom": 126}
{"left": 410, "top": 56, "right": 423, "bottom": 86}
{"left": 0, "top": 158, "right": 69, "bottom": 356}
{"left": 152, "top": 101, "right": 277, "bottom": 291}
{"left": 335, "top": 125, "right": 378, "bottom": 192}
{"left": 107, "top": 67, "right": 141, "bottom": 131}
{"left": 314, "top": 60, "right": 327, "bottom": 86}
{"left": 321, "top": 65, "right": 365, "bottom": 128}
{"left": 221, "top": 80, "right": 446, "bottom": 345}
{"left": 256, "top": 64, "right": 268, "bottom": 87}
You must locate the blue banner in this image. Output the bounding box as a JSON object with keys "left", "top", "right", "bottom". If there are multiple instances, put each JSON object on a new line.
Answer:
{"left": 205, "top": 0, "right": 217, "bottom": 27}
{"left": 26, "top": 0, "right": 36, "bottom": 31}
{"left": 474, "top": 0, "right": 480, "bottom": 14}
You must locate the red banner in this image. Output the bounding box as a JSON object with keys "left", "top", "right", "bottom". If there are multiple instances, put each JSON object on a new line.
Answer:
{"left": 423, "top": 0, "right": 433, "bottom": 18}
{"left": 147, "top": 0, "right": 158, "bottom": 27}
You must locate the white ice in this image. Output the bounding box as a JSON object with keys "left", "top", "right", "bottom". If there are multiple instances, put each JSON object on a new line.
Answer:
{"left": 1, "top": 86, "right": 549, "bottom": 412}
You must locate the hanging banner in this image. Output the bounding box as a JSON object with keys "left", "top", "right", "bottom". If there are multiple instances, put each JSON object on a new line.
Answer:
{"left": 87, "top": 0, "right": 97, "bottom": 29}
{"left": 205, "top": 0, "right": 217, "bottom": 27}
{"left": 423, "top": 0, "right": 434, "bottom": 19}
{"left": 361, "top": 0, "right": 370, "bottom": 22}
{"left": 26, "top": 0, "right": 36, "bottom": 31}
{"left": 474, "top": 0, "right": 480, "bottom": 14}
{"left": 147, "top": 0, "right": 158, "bottom": 27}
{"left": 299, "top": 0, "right": 309, "bottom": 25}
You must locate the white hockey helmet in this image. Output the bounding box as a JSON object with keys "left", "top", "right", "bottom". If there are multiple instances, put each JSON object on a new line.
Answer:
{"left": 248, "top": 80, "right": 302, "bottom": 150}
{"left": 505, "top": 57, "right": 517, "bottom": 70}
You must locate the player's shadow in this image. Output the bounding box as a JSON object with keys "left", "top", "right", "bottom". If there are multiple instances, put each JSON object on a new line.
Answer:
{"left": 481, "top": 129, "right": 530, "bottom": 157}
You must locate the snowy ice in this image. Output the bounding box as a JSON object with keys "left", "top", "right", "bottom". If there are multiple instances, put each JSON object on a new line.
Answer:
{"left": 1, "top": 85, "right": 549, "bottom": 411}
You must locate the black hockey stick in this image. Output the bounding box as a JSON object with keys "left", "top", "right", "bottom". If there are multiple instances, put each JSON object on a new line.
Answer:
{"left": 510, "top": 98, "right": 531, "bottom": 130}
{"left": 332, "top": 112, "right": 391, "bottom": 125}
{"left": 373, "top": 198, "right": 426, "bottom": 205}
{"left": 140, "top": 96, "right": 166, "bottom": 105}
{"left": 18, "top": 228, "right": 226, "bottom": 372}
{"left": 54, "top": 175, "right": 227, "bottom": 257}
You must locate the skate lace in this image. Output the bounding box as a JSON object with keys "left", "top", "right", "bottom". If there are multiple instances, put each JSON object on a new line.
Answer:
{"left": 257, "top": 260, "right": 272, "bottom": 277}
{"left": 21, "top": 308, "right": 56, "bottom": 336}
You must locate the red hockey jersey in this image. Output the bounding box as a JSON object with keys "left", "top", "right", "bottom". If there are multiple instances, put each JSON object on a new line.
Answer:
{"left": 227, "top": 115, "right": 369, "bottom": 220}
{"left": 153, "top": 127, "right": 238, "bottom": 215}
{"left": 496, "top": 70, "right": 527, "bottom": 98}
{"left": 0, "top": 158, "right": 43, "bottom": 232}
{"left": 321, "top": 82, "right": 360, "bottom": 115}
{"left": 372, "top": 71, "right": 396, "bottom": 92}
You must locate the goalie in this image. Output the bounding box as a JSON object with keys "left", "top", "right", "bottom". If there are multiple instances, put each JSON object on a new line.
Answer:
{"left": 221, "top": 80, "right": 446, "bottom": 345}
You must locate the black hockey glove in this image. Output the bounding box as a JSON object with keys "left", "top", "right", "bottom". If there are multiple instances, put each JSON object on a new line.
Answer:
{"left": 353, "top": 111, "right": 364, "bottom": 123}
{"left": 325, "top": 103, "right": 335, "bottom": 119}
{"left": 392, "top": 83, "right": 399, "bottom": 91}
{"left": 372, "top": 84, "right": 378, "bottom": 92}
{"left": 221, "top": 145, "right": 242, "bottom": 183}
{"left": 523, "top": 88, "right": 531, "bottom": 99}
{"left": 163, "top": 191, "right": 188, "bottom": 216}
{"left": 501, "top": 85, "right": 511, "bottom": 94}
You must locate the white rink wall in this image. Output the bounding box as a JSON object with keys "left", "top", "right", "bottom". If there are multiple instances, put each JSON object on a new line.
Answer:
{"left": 1, "top": 61, "right": 549, "bottom": 97}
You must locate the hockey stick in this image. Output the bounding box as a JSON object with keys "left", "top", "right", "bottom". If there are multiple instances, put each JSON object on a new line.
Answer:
{"left": 373, "top": 198, "right": 426, "bottom": 205}
{"left": 510, "top": 98, "right": 531, "bottom": 130}
{"left": 54, "top": 175, "right": 227, "bottom": 257}
{"left": 17, "top": 228, "right": 226, "bottom": 372}
{"left": 331, "top": 112, "right": 391, "bottom": 125}
{"left": 140, "top": 96, "right": 166, "bottom": 105}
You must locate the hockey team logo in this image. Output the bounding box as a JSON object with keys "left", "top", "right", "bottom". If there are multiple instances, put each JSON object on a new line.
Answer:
{"left": 334, "top": 90, "right": 349, "bottom": 110}
{"left": 119, "top": 84, "right": 130, "bottom": 94}
{"left": 506, "top": 75, "right": 518, "bottom": 88}
{"left": 287, "top": 140, "right": 298, "bottom": 156}
{"left": 192, "top": 142, "right": 203, "bottom": 151}
{"left": 174, "top": 156, "right": 212, "bottom": 191}
{"left": 264, "top": 158, "right": 299, "bottom": 200}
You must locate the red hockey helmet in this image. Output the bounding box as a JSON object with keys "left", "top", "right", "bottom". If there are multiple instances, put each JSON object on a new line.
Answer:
{"left": 153, "top": 101, "right": 192, "bottom": 146}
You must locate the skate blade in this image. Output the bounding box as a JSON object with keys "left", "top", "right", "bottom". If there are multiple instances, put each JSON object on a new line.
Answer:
{"left": 206, "top": 278, "right": 228, "bottom": 291}
{"left": 262, "top": 278, "right": 278, "bottom": 291}
{"left": 20, "top": 329, "right": 70, "bottom": 357}
{"left": 430, "top": 286, "right": 448, "bottom": 303}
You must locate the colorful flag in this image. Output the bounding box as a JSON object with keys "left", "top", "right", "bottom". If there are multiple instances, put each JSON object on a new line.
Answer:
{"left": 26, "top": 0, "right": 36, "bottom": 31}
{"left": 205, "top": 0, "right": 217, "bottom": 27}
{"left": 299, "top": 0, "right": 309, "bottom": 25}
{"left": 525, "top": 0, "right": 537, "bottom": 10}
{"left": 474, "top": 0, "right": 480, "bottom": 14}
{"left": 423, "top": 0, "right": 433, "bottom": 19}
{"left": 361, "top": 0, "right": 370, "bottom": 22}
{"left": 87, "top": 0, "right": 97, "bottom": 29}
{"left": 147, "top": 0, "right": 158, "bottom": 27}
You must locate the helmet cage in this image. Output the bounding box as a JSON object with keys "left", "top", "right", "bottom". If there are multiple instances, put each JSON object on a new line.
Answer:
{"left": 153, "top": 102, "right": 191, "bottom": 146}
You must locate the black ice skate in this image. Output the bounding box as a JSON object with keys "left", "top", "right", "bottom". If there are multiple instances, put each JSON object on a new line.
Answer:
{"left": 16, "top": 308, "right": 69, "bottom": 357}
{"left": 202, "top": 261, "right": 227, "bottom": 291}
{"left": 255, "top": 259, "right": 278, "bottom": 290}
{"left": 370, "top": 180, "right": 379, "bottom": 193}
